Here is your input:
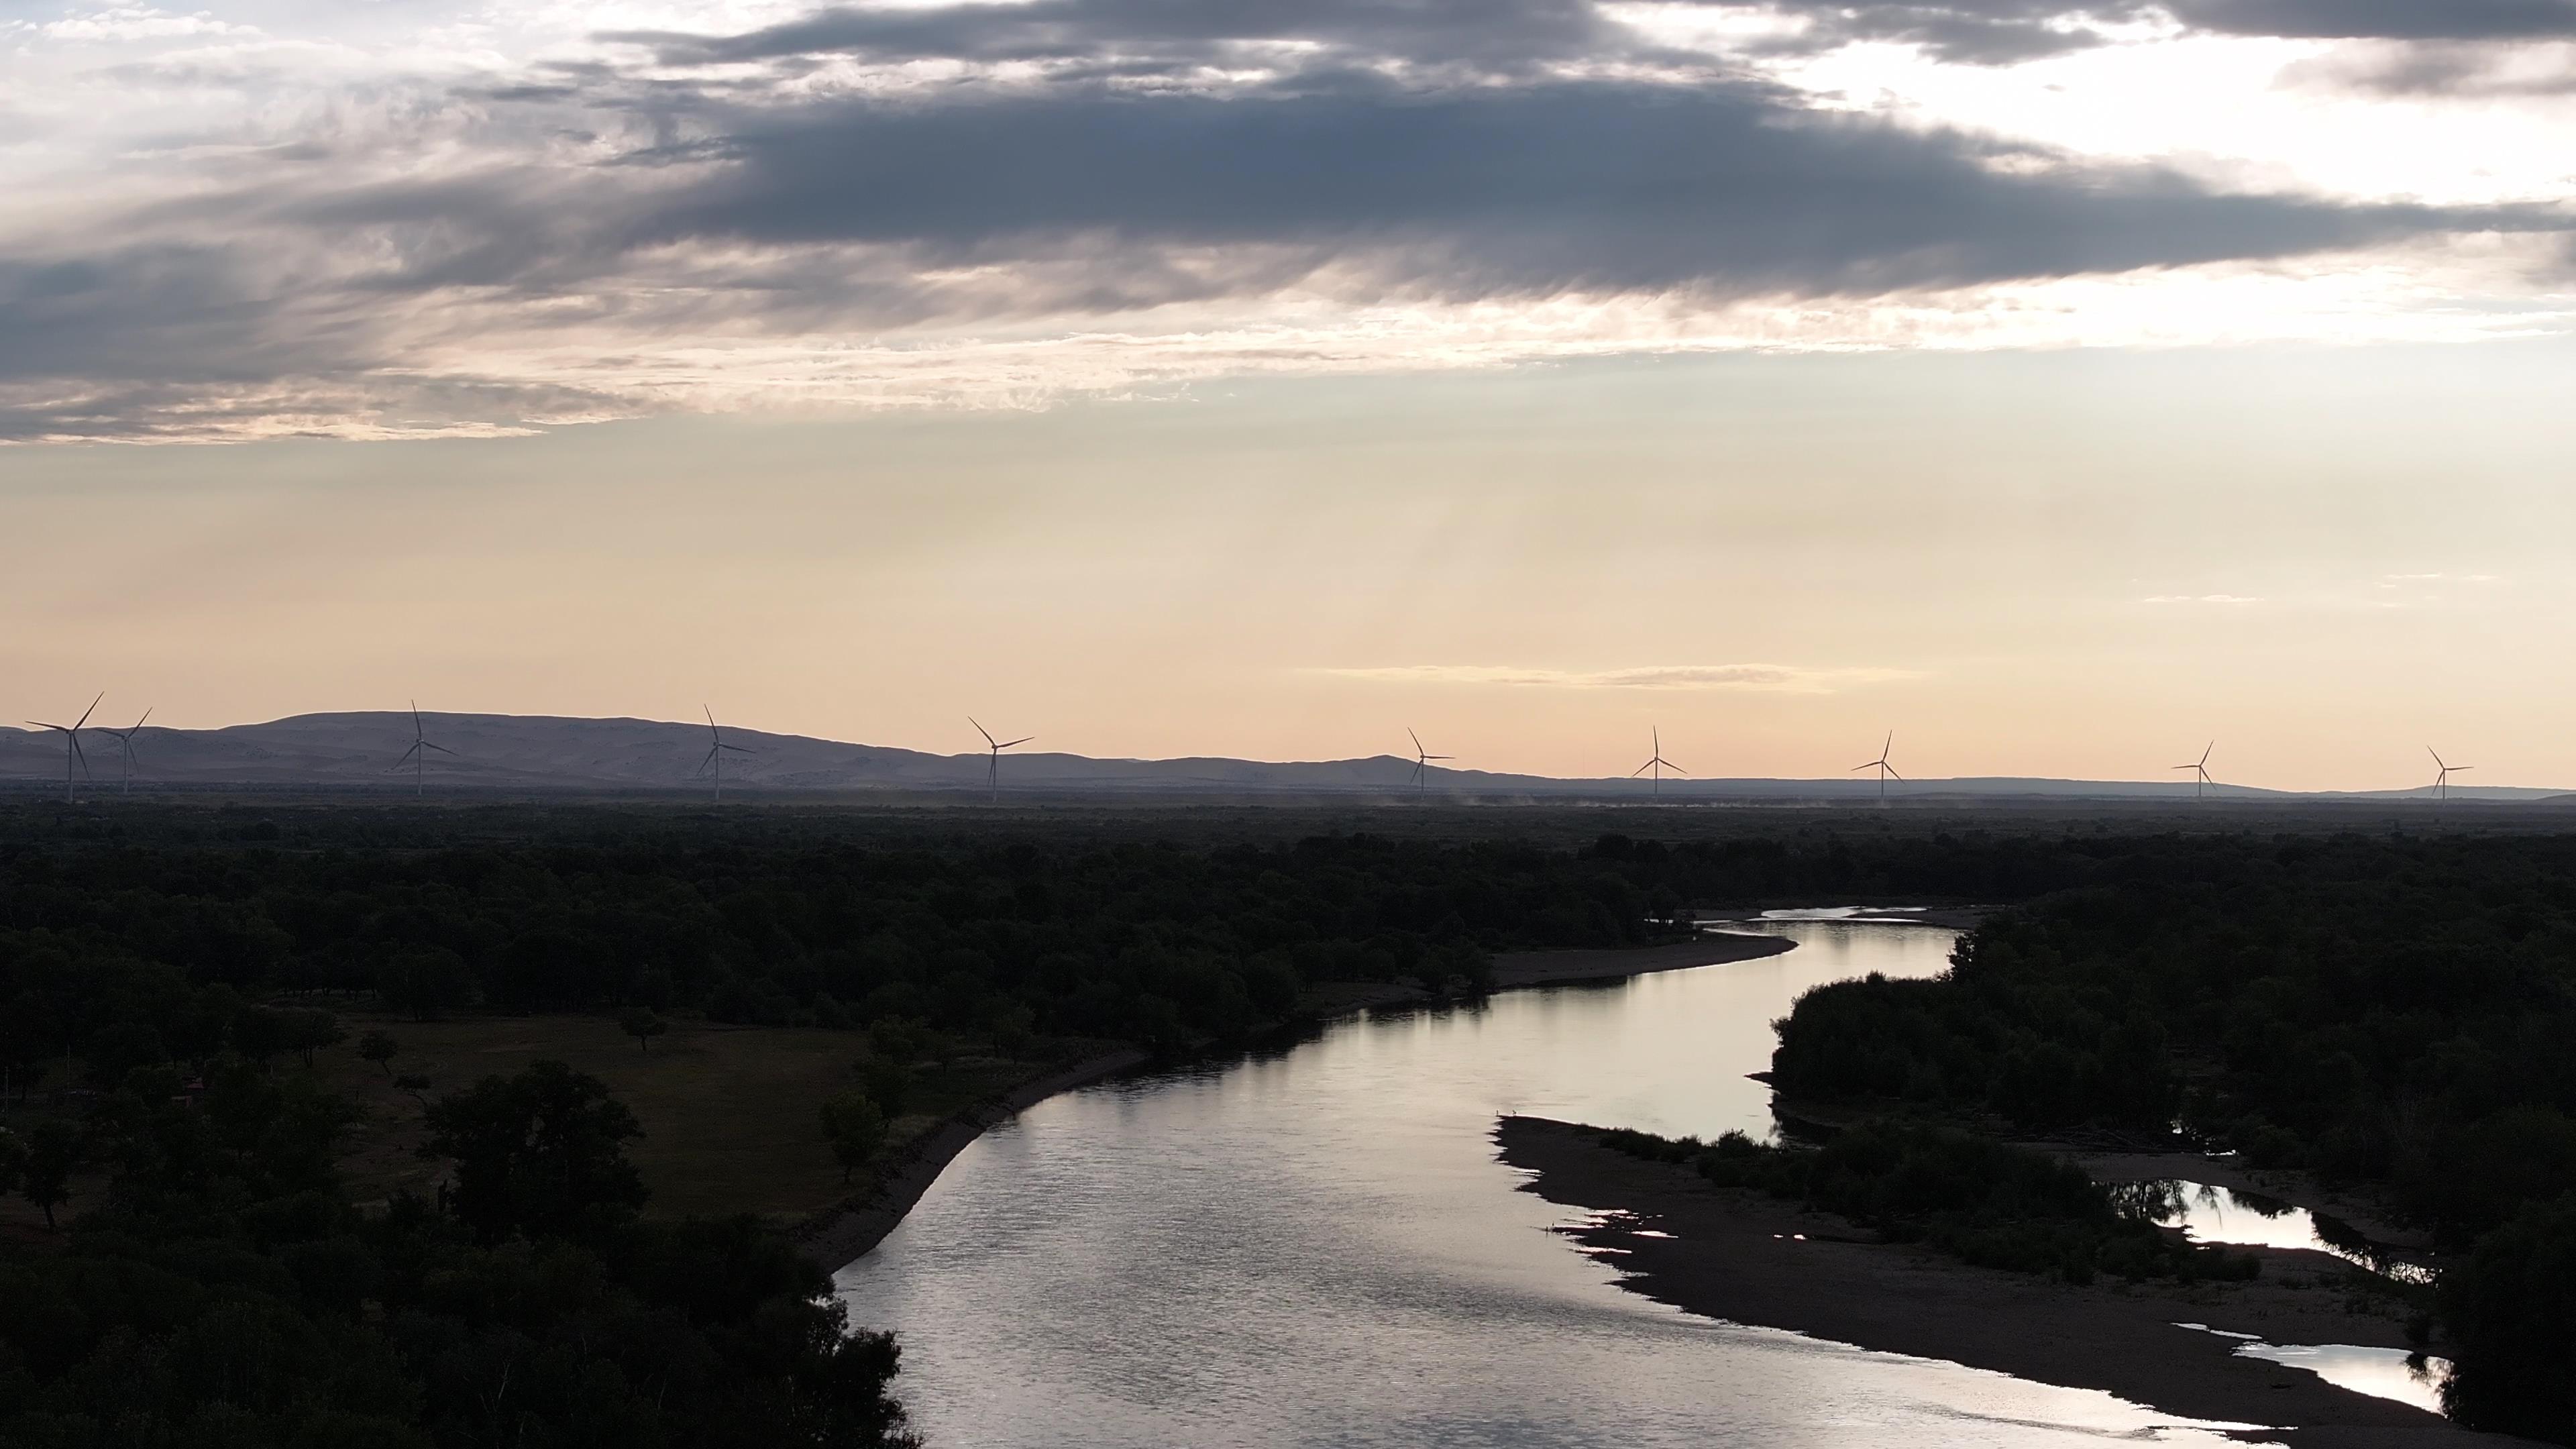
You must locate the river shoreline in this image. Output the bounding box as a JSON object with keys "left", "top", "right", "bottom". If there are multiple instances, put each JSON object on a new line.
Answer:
{"left": 1496, "top": 1116, "right": 2514, "bottom": 1449}
{"left": 803, "top": 931, "right": 1798, "bottom": 1270}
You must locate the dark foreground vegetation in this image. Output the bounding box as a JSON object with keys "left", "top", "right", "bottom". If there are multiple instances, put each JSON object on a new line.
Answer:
{"left": 1597, "top": 1120, "right": 2259, "bottom": 1285}
{"left": 0, "top": 1053, "right": 916, "bottom": 1446}
{"left": 1770, "top": 832, "right": 2576, "bottom": 1440}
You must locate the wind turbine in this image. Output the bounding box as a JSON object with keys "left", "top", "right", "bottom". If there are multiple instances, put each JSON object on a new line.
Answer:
{"left": 390, "top": 701, "right": 458, "bottom": 798}
{"left": 1853, "top": 731, "right": 1900, "bottom": 801}
{"left": 2428, "top": 747, "right": 2473, "bottom": 802}
{"left": 27, "top": 693, "right": 101, "bottom": 804}
{"left": 99, "top": 706, "right": 153, "bottom": 796}
{"left": 1631, "top": 728, "right": 1684, "bottom": 797}
{"left": 698, "top": 706, "right": 752, "bottom": 801}
{"left": 971, "top": 718, "right": 1032, "bottom": 802}
{"left": 2172, "top": 741, "right": 2216, "bottom": 801}
{"left": 1406, "top": 728, "right": 1453, "bottom": 796}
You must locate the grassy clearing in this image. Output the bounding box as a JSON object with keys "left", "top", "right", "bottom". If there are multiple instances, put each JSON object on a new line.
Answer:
{"left": 311, "top": 1012, "right": 1109, "bottom": 1222}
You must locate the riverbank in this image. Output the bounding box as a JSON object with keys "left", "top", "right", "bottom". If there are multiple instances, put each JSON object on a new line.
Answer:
{"left": 1497, "top": 1116, "right": 2515, "bottom": 1448}
{"left": 793, "top": 1046, "right": 1153, "bottom": 1269}
{"left": 1301, "top": 930, "right": 1799, "bottom": 1016}
{"left": 809, "top": 932, "right": 1801, "bottom": 1269}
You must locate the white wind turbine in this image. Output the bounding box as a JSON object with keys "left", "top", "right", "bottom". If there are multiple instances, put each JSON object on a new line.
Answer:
{"left": 972, "top": 718, "right": 1032, "bottom": 802}
{"left": 99, "top": 706, "right": 154, "bottom": 796}
{"left": 698, "top": 706, "right": 753, "bottom": 801}
{"left": 1631, "top": 728, "right": 1684, "bottom": 796}
{"left": 1407, "top": 728, "right": 1453, "bottom": 796}
{"left": 391, "top": 702, "right": 457, "bottom": 798}
{"left": 2428, "top": 747, "right": 2473, "bottom": 802}
{"left": 1854, "top": 731, "right": 1900, "bottom": 801}
{"left": 26, "top": 692, "right": 101, "bottom": 804}
{"left": 2173, "top": 741, "right": 2216, "bottom": 800}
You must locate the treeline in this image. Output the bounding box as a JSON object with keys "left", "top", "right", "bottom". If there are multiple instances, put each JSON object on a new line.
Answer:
{"left": 0, "top": 820, "right": 2120, "bottom": 1086}
{"left": 1595, "top": 1119, "right": 2257, "bottom": 1285}
{"left": 0, "top": 1055, "right": 916, "bottom": 1446}
{"left": 1765, "top": 833, "right": 2576, "bottom": 1439}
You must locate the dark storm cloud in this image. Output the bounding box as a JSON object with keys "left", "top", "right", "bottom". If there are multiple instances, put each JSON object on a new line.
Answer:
{"left": 625, "top": 81, "right": 2540, "bottom": 298}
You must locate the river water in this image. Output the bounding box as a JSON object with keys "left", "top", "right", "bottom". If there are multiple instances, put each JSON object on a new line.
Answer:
{"left": 835, "top": 919, "right": 2271, "bottom": 1448}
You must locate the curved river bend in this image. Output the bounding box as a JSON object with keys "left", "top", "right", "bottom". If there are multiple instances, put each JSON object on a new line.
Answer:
{"left": 835, "top": 920, "right": 2265, "bottom": 1448}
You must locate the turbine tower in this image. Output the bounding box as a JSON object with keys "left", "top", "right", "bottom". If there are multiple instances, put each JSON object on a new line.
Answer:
{"left": 1631, "top": 728, "right": 1684, "bottom": 797}
{"left": 25, "top": 692, "right": 100, "bottom": 804}
{"left": 1407, "top": 728, "right": 1453, "bottom": 796}
{"left": 1854, "top": 731, "right": 1900, "bottom": 801}
{"left": 698, "top": 706, "right": 752, "bottom": 801}
{"left": 392, "top": 702, "right": 458, "bottom": 798}
{"left": 2172, "top": 741, "right": 2216, "bottom": 801}
{"left": 99, "top": 706, "right": 153, "bottom": 796}
{"left": 971, "top": 718, "right": 1032, "bottom": 802}
{"left": 2428, "top": 747, "right": 2473, "bottom": 802}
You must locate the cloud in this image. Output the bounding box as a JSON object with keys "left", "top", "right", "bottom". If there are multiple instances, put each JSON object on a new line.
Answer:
{"left": 1314, "top": 663, "right": 1923, "bottom": 692}
{"left": 3, "top": 0, "right": 2574, "bottom": 441}
{"left": 2141, "top": 593, "right": 2266, "bottom": 604}
{"left": 2169, "top": 0, "right": 2576, "bottom": 42}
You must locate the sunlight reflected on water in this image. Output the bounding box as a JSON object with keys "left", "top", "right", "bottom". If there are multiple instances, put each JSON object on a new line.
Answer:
{"left": 836, "top": 920, "right": 2282, "bottom": 1448}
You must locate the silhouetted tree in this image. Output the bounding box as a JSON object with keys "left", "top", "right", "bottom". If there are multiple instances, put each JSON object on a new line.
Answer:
{"left": 821, "top": 1089, "right": 888, "bottom": 1183}
{"left": 422, "top": 1061, "right": 646, "bottom": 1245}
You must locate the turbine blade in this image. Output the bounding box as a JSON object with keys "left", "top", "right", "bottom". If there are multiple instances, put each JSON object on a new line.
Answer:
{"left": 1885, "top": 765, "right": 1904, "bottom": 781}
{"left": 971, "top": 717, "right": 997, "bottom": 748}
{"left": 413, "top": 699, "right": 423, "bottom": 733}
{"left": 70, "top": 735, "right": 91, "bottom": 776}
{"left": 1666, "top": 762, "right": 1688, "bottom": 775}
{"left": 2200, "top": 742, "right": 2214, "bottom": 766}
{"left": 1851, "top": 763, "right": 1875, "bottom": 772}
{"left": 423, "top": 741, "right": 459, "bottom": 757}
{"left": 696, "top": 745, "right": 718, "bottom": 776}
{"left": 1633, "top": 762, "right": 1654, "bottom": 777}
{"left": 704, "top": 704, "right": 720, "bottom": 739}
{"left": 393, "top": 742, "right": 422, "bottom": 767}
{"left": 134, "top": 706, "right": 153, "bottom": 730}
{"left": 1409, "top": 727, "right": 1425, "bottom": 754}
{"left": 721, "top": 743, "right": 753, "bottom": 753}
{"left": 1000, "top": 736, "right": 1034, "bottom": 749}
{"left": 2428, "top": 746, "right": 2444, "bottom": 768}
{"left": 29, "top": 722, "right": 64, "bottom": 731}
{"left": 74, "top": 692, "right": 101, "bottom": 730}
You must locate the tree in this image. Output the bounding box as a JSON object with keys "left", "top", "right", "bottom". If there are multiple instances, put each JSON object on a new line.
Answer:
{"left": 359, "top": 1029, "right": 399, "bottom": 1077}
{"left": 22, "top": 1119, "right": 81, "bottom": 1230}
{"left": 820, "top": 1090, "right": 888, "bottom": 1183}
{"left": 281, "top": 1008, "right": 346, "bottom": 1067}
{"left": 422, "top": 1060, "right": 647, "bottom": 1244}
{"left": 619, "top": 1006, "right": 669, "bottom": 1054}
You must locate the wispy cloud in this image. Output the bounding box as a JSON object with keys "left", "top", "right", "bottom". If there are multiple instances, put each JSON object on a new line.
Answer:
{"left": 1313, "top": 663, "right": 1921, "bottom": 693}
{"left": 2141, "top": 594, "right": 2266, "bottom": 605}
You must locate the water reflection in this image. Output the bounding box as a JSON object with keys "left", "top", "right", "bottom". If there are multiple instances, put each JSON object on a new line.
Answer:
{"left": 2116, "top": 1180, "right": 2434, "bottom": 1285}
{"left": 2236, "top": 1344, "right": 2452, "bottom": 1417}
{"left": 837, "top": 920, "right": 2275, "bottom": 1448}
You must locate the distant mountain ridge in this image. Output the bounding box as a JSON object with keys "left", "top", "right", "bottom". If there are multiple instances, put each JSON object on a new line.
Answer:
{"left": 0, "top": 712, "right": 2566, "bottom": 801}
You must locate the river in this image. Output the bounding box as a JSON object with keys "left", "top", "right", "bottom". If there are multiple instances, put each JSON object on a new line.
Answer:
{"left": 834, "top": 918, "right": 2269, "bottom": 1447}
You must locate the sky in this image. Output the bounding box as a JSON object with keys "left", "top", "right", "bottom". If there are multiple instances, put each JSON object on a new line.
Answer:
{"left": 4, "top": 0, "right": 2573, "bottom": 790}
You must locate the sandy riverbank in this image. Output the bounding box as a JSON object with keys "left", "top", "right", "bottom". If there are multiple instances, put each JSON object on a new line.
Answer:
{"left": 808, "top": 932, "right": 1800, "bottom": 1271}
{"left": 1497, "top": 1116, "right": 2516, "bottom": 1449}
